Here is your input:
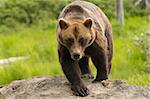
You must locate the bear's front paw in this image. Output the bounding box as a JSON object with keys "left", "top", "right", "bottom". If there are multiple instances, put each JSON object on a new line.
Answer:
{"left": 71, "top": 84, "right": 89, "bottom": 97}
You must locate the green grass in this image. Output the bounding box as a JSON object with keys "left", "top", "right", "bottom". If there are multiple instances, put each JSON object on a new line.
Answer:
{"left": 0, "top": 16, "right": 150, "bottom": 87}
{"left": 0, "top": 25, "right": 63, "bottom": 85}
{"left": 111, "top": 16, "right": 150, "bottom": 87}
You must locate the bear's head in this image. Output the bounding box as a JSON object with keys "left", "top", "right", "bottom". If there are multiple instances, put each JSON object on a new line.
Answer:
{"left": 57, "top": 18, "right": 96, "bottom": 60}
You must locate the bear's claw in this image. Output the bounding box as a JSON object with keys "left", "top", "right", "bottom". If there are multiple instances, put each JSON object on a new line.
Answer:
{"left": 74, "top": 87, "right": 89, "bottom": 97}
{"left": 72, "top": 84, "right": 89, "bottom": 97}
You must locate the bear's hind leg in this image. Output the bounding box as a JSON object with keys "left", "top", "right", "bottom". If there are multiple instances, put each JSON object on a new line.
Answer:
{"left": 79, "top": 57, "right": 94, "bottom": 79}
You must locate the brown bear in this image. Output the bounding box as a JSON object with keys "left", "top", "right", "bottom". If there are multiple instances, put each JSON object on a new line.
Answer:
{"left": 56, "top": 0, "right": 113, "bottom": 97}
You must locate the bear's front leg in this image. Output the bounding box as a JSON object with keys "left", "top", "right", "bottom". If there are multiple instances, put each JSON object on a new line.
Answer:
{"left": 87, "top": 42, "right": 109, "bottom": 82}
{"left": 58, "top": 45, "right": 89, "bottom": 97}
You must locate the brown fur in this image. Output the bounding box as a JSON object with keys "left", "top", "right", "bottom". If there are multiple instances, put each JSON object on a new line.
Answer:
{"left": 56, "top": 0, "right": 113, "bottom": 97}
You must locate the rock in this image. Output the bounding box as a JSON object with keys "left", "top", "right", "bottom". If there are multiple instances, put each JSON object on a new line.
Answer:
{"left": 0, "top": 56, "right": 28, "bottom": 65}
{"left": 0, "top": 76, "right": 150, "bottom": 99}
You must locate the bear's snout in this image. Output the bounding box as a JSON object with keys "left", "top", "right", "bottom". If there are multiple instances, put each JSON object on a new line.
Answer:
{"left": 70, "top": 46, "right": 83, "bottom": 60}
{"left": 72, "top": 53, "right": 80, "bottom": 60}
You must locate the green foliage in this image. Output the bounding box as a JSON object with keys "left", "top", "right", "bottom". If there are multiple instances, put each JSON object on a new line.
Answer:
{"left": 0, "top": 0, "right": 69, "bottom": 29}
{"left": 87, "top": 0, "right": 150, "bottom": 19}
{"left": 124, "top": 0, "right": 150, "bottom": 17}
{"left": 110, "top": 16, "right": 150, "bottom": 87}
{"left": 135, "top": 32, "right": 150, "bottom": 73}
{"left": 0, "top": 0, "right": 150, "bottom": 31}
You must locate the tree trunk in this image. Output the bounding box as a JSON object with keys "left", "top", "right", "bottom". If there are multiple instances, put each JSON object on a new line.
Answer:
{"left": 135, "top": 0, "right": 149, "bottom": 9}
{"left": 115, "top": 0, "right": 124, "bottom": 27}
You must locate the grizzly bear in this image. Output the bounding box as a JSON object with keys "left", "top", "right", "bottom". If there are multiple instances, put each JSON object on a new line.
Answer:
{"left": 56, "top": 0, "right": 113, "bottom": 97}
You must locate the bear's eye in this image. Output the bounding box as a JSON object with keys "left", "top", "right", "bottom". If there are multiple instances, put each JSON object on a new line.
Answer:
{"left": 79, "top": 37, "right": 87, "bottom": 46}
{"left": 65, "top": 38, "right": 74, "bottom": 47}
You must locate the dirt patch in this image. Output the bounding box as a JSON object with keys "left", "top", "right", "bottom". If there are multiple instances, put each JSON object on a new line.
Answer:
{"left": 0, "top": 76, "right": 150, "bottom": 99}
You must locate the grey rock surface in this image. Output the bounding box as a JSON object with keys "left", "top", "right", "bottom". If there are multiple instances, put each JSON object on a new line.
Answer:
{"left": 0, "top": 76, "right": 150, "bottom": 99}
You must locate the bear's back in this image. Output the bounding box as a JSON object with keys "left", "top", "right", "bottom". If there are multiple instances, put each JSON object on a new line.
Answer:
{"left": 59, "top": 0, "right": 110, "bottom": 34}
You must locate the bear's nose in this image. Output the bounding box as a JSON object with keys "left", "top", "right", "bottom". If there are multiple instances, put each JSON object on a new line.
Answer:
{"left": 73, "top": 53, "right": 80, "bottom": 60}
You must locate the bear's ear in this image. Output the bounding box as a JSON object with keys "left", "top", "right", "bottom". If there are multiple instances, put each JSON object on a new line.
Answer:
{"left": 59, "top": 19, "right": 69, "bottom": 29}
{"left": 83, "top": 18, "right": 93, "bottom": 29}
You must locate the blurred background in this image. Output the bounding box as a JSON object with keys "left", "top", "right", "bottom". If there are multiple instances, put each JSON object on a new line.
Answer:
{"left": 0, "top": 0, "right": 149, "bottom": 87}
